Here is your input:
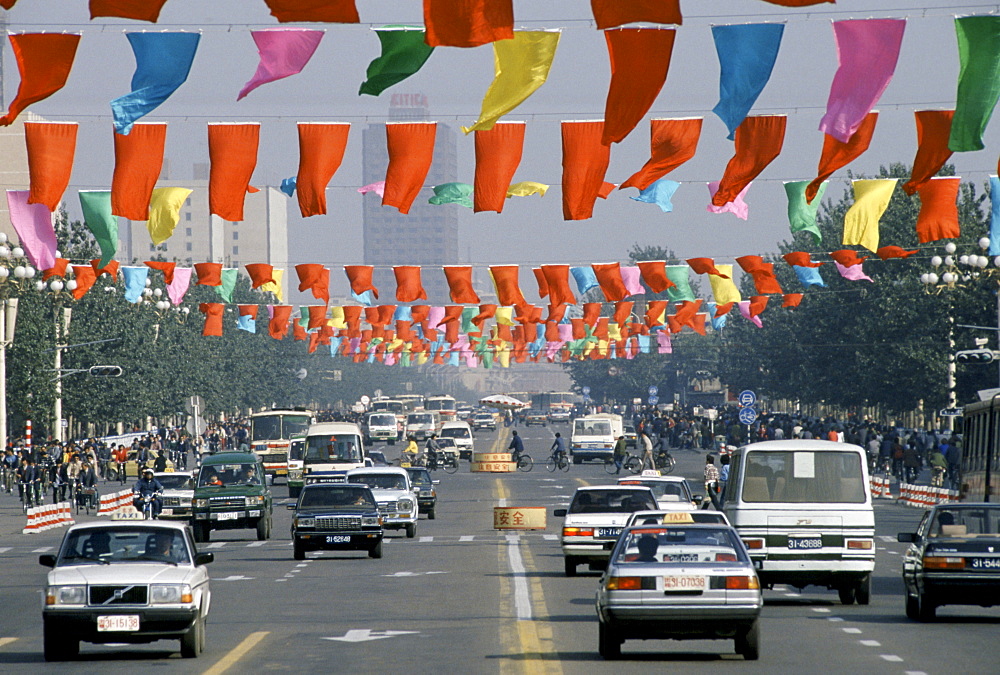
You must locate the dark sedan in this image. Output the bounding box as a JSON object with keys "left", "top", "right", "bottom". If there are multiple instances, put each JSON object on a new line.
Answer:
{"left": 290, "top": 483, "right": 384, "bottom": 560}
{"left": 405, "top": 466, "right": 438, "bottom": 520}
{"left": 898, "top": 503, "right": 1000, "bottom": 621}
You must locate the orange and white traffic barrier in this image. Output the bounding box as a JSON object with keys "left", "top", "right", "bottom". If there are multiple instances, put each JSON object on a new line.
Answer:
{"left": 22, "top": 500, "right": 74, "bottom": 534}
{"left": 98, "top": 489, "right": 134, "bottom": 515}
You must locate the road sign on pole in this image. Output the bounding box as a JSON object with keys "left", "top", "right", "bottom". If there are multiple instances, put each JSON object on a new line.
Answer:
{"left": 738, "top": 390, "right": 756, "bottom": 407}
{"left": 939, "top": 408, "right": 962, "bottom": 417}
{"left": 648, "top": 395, "right": 659, "bottom": 406}
{"left": 738, "top": 407, "right": 758, "bottom": 425}
{"left": 648, "top": 386, "right": 658, "bottom": 396}
{"left": 582, "top": 386, "right": 591, "bottom": 395}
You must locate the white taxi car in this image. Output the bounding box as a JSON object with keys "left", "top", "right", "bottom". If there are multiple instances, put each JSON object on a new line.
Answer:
{"left": 554, "top": 485, "right": 658, "bottom": 576}
{"left": 39, "top": 519, "right": 213, "bottom": 661}
{"left": 617, "top": 472, "right": 702, "bottom": 511}
{"left": 346, "top": 467, "right": 419, "bottom": 538}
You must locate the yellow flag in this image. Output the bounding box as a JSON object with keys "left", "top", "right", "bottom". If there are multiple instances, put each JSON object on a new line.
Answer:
{"left": 843, "top": 179, "right": 898, "bottom": 252}
{"left": 462, "top": 30, "right": 561, "bottom": 134}
{"left": 608, "top": 322, "right": 622, "bottom": 341}
{"left": 495, "top": 306, "right": 515, "bottom": 326}
{"left": 259, "top": 268, "right": 284, "bottom": 302}
{"left": 498, "top": 348, "right": 510, "bottom": 368}
{"left": 147, "top": 187, "right": 192, "bottom": 245}
{"left": 506, "top": 181, "right": 548, "bottom": 198}
{"left": 328, "top": 306, "right": 346, "bottom": 329}
{"left": 416, "top": 351, "right": 429, "bottom": 366}
{"left": 709, "top": 264, "right": 742, "bottom": 305}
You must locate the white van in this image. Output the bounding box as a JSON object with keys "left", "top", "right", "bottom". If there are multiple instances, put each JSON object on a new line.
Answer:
{"left": 722, "top": 440, "right": 875, "bottom": 604}
{"left": 365, "top": 412, "right": 399, "bottom": 445}
{"left": 405, "top": 411, "right": 440, "bottom": 441}
{"left": 570, "top": 413, "right": 622, "bottom": 464}
{"left": 302, "top": 422, "right": 367, "bottom": 478}
{"left": 439, "top": 421, "right": 474, "bottom": 459}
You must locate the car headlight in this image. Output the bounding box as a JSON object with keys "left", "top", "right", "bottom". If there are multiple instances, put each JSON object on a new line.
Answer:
{"left": 245, "top": 496, "right": 265, "bottom": 506}
{"left": 46, "top": 585, "right": 86, "bottom": 606}
{"left": 296, "top": 515, "right": 315, "bottom": 528}
{"left": 362, "top": 516, "right": 380, "bottom": 527}
{"left": 397, "top": 498, "right": 414, "bottom": 512}
{"left": 180, "top": 498, "right": 192, "bottom": 506}
{"left": 150, "top": 584, "right": 192, "bottom": 604}
{"left": 193, "top": 498, "right": 209, "bottom": 508}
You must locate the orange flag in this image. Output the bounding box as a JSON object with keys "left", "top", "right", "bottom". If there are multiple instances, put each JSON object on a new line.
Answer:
{"left": 424, "top": 0, "right": 514, "bottom": 48}
{"left": 91, "top": 259, "right": 120, "bottom": 278}
{"left": 532, "top": 268, "right": 549, "bottom": 299}
{"left": 394, "top": 266, "right": 427, "bottom": 302}
{"left": 194, "top": 262, "right": 223, "bottom": 286}
{"left": 903, "top": 110, "right": 955, "bottom": 195}
{"left": 443, "top": 266, "right": 480, "bottom": 304}
{"left": 473, "top": 304, "right": 498, "bottom": 330}
{"left": 806, "top": 112, "right": 878, "bottom": 203}
{"left": 112, "top": 123, "right": 166, "bottom": 220}
{"left": 602, "top": 28, "right": 676, "bottom": 145}
{"left": 876, "top": 246, "right": 920, "bottom": 260}
{"left": 749, "top": 295, "right": 769, "bottom": 317}
{"left": 562, "top": 121, "right": 611, "bottom": 220}
{"left": 90, "top": 0, "right": 169, "bottom": 22}
{"left": 1, "top": 33, "right": 81, "bottom": 126}
{"left": 490, "top": 265, "right": 526, "bottom": 307}
{"left": 736, "top": 255, "right": 783, "bottom": 294}
{"left": 541, "top": 265, "right": 576, "bottom": 306}
{"left": 582, "top": 302, "right": 602, "bottom": 327}
{"left": 781, "top": 293, "right": 804, "bottom": 308}
{"left": 915, "top": 177, "right": 961, "bottom": 244}
{"left": 344, "top": 265, "right": 379, "bottom": 299}
{"left": 307, "top": 305, "right": 327, "bottom": 330}
{"left": 782, "top": 251, "right": 824, "bottom": 268}
{"left": 713, "top": 115, "right": 785, "bottom": 206}
{"left": 199, "top": 303, "right": 225, "bottom": 337}
{"left": 592, "top": 262, "right": 629, "bottom": 302}
{"left": 644, "top": 300, "right": 668, "bottom": 327}
{"left": 620, "top": 117, "right": 702, "bottom": 191}
{"left": 686, "top": 258, "right": 728, "bottom": 277}
{"left": 25, "top": 122, "right": 77, "bottom": 211}
{"left": 474, "top": 121, "right": 524, "bottom": 213}
{"left": 591, "top": 0, "right": 682, "bottom": 29}
{"left": 295, "top": 264, "right": 330, "bottom": 304}
{"left": 383, "top": 122, "right": 436, "bottom": 215}
{"left": 245, "top": 263, "right": 274, "bottom": 289}
{"left": 296, "top": 122, "right": 349, "bottom": 217}
{"left": 636, "top": 260, "right": 675, "bottom": 293}
{"left": 208, "top": 123, "right": 260, "bottom": 221}
{"left": 263, "top": 0, "right": 359, "bottom": 22}
{"left": 829, "top": 250, "right": 868, "bottom": 267}
{"left": 71, "top": 265, "right": 96, "bottom": 299}
{"left": 613, "top": 300, "right": 634, "bottom": 327}
{"left": 546, "top": 303, "right": 568, "bottom": 324}
{"left": 145, "top": 260, "right": 176, "bottom": 284}
{"left": 42, "top": 258, "right": 69, "bottom": 280}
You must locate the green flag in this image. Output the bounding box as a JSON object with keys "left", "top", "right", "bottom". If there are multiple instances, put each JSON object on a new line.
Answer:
{"left": 460, "top": 306, "right": 478, "bottom": 334}
{"left": 359, "top": 26, "right": 434, "bottom": 97}
{"left": 79, "top": 191, "right": 118, "bottom": 267}
{"left": 665, "top": 265, "right": 696, "bottom": 303}
{"left": 429, "top": 182, "right": 473, "bottom": 208}
{"left": 214, "top": 268, "right": 238, "bottom": 303}
{"left": 784, "top": 180, "right": 827, "bottom": 244}
{"left": 950, "top": 16, "right": 1000, "bottom": 152}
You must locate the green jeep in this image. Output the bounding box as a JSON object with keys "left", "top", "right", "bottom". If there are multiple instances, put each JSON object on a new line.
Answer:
{"left": 190, "top": 452, "right": 273, "bottom": 543}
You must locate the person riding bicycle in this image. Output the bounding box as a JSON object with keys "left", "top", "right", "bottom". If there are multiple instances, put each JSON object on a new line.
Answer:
{"left": 508, "top": 430, "right": 524, "bottom": 463}
{"left": 112, "top": 444, "right": 128, "bottom": 480}
{"left": 612, "top": 435, "right": 627, "bottom": 475}
{"left": 550, "top": 433, "right": 567, "bottom": 463}
{"left": 133, "top": 468, "right": 164, "bottom": 518}
{"left": 423, "top": 434, "right": 440, "bottom": 469}
{"left": 78, "top": 461, "right": 99, "bottom": 510}
{"left": 402, "top": 435, "right": 419, "bottom": 465}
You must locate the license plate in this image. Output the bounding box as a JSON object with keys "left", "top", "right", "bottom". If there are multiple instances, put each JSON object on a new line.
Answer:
{"left": 662, "top": 576, "right": 706, "bottom": 590}
{"left": 664, "top": 553, "right": 700, "bottom": 562}
{"left": 969, "top": 557, "right": 1000, "bottom": 569}
{"left": 326, "top": 535, "right": 351, "bottom": 543}
{"left": 161, "top": 508, "right": 173, "bottom": 516}
{"left": 215, "top": 511, "right": 238, "bottom": 521}
{"left": 97, "top": 615, "right": 139, "bottom": 632}
{"left": 788, "top": 538, "right": 822, "bottom": 550}
{"left": 249, "top": 510, "right": 261, "bottom": 517}
{"left": 597, "top": 527, "right": 622, "bottom": 539}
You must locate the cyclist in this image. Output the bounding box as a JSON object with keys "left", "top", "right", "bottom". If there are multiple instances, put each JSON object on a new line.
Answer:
{"left": 2, "top": 448, "right": 18, "bottom": 493}
{"left": 402, "top": 435, "right": 419, "bottom": 465}
{"left": 612, "top": 435, "right": 627, "bottom": 475}
{"left": 18, "top": 457, "right": 41, "bottom": 507}
{"left": 112, "top": 444, "right": 128, "bottom": 483}
{"left": 78, "top": 461, "right": 99, "bottom": 510}
{"left": 508, "top": 430, "right": 524, "bottom": 464}
{"left": 133, "top": 468, "right": 164, "bottom": 518}
{"left": 549, "top": 433, "right": 567, "bottom": 464}
{"left": 423, "top": 434, "right": 440, "bottom": 469}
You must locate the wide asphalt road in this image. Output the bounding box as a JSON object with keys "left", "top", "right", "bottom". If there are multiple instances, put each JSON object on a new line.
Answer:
{"left": 1, "top": 423, "right": 997, "bottom": 674}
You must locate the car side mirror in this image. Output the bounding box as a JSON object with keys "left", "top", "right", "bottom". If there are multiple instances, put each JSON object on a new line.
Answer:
{"left": 364, "top": 458, "right": 374, "bottom": 467}
{"left": 897, "top": 532, "right": 916, "bottom": 543}
{"left": 287, "top": 503, "right": 297, "bottom": 510}
{"left": 554, "top": 509, "right": 567, "bottom": 517}
{"left": 195, "top": 552, "right": 214, "bottom": 565}
{"left": 39, "top": 554, "right": 56, "bottom": 568}
{"left": 692, "top": 495, "right": 704, "bottom": 504}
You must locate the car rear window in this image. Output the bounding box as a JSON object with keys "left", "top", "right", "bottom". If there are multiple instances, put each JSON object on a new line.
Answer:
{"left": 741, "top": 450, "right": 866, "bottom": 503}
{"left": 569, "top": 489, "right": 657, "bottom": 514}
{"left": 614, "top": 527, "right": 748, "bottom": 565}
{"left": 300, "top": 486, "right": 374, "bottom": 508}
{"left": 348, "top": 473, "right": 407, "bottom": 490}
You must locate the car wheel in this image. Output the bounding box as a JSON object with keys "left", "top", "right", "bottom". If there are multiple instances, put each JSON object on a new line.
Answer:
{"left": 256, "top": 515, "right": 270, "bottom": 541}
{"left": 855, "top": 574, "right": 871, "bottom": 605}
{"left": 564, "top": 557, "right": 577, "bottom": 577}
{"left": 905, "top": 593, "right": 920, "bottom": 620}
{"left": 180, "top": 615, "right": 203, "bottom": 658}
{"left": 735, "top": 620, "right": 760, "bottom": 660}
{"left": 369, "top": 540, "right": 383, "bottom": 559}
{"left": 405, "top": 523, "right": 416, "bottom": 538}
{"left": 427, "top": 508, "right": 436, "bottom": 520}
{"left": 598, "top": 622, "right": 621, "bottom": 659}
{"left": 917, "top": 592, "right": 936, "bottom": 621}
{"left": 43, "top": 624, "right": 78, "bottom": 661}
{"left": 838, "top": 584, "right": 857, "bottom": 605}
{"left": 293, "top": 539, "right": 306, "bottom": 561}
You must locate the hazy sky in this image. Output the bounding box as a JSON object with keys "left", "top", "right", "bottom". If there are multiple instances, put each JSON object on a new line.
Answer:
{"left": 4, "top": 0, "right": 998, "bottom": 299}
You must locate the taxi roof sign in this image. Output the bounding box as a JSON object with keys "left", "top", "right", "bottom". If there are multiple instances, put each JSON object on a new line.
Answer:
{"left": 661, "top": 512, "right": 695, "bottom": 524}
{"left": 641, "top": 469, "right": 662, "bottom": 477}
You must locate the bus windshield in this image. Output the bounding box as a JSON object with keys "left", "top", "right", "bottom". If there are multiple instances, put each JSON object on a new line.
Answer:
{"left": 304, "top": 435, "right": 363, "bottom": 463}
{"left": 368, "top": 414, "right": 396, "bottom": 427}
{"left": 372, "top": 401, "right": 403, "bottom": 414}
{"left": 426, "top": 398, "right": 456, "bottom": 412}
{"left": 251, "top": 414, "right": 312, "bottom": 442}
{"left": 407, "top": 414, "right": 435, "bottom": 425}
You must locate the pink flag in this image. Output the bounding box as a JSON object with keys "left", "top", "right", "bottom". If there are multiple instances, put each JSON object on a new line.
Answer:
{"left": 620, "top": 266, "right": 644, "bottom": 296}
{"left": 558, "top": 323, "right": 573, "bottom": 342}
{"left": 818, "top": 19, "right": 906, "bottom": 143}
{"left": 7, "top": 189, "right": 56, "bottom": 270}
{"left": 358, "top": 181, "right": 385, "bottom": 197}
{"left": 656, "top": 330, "right": 672, "bottom": 354}
{"left": 426, "top": 306, "right": 446, "bottom": 331}
{"left": 738, "top": 301, "right": 764, "bottom": 328}
{"left": 706, "top": 181, "right": 751, "bottom": 220}
{"left": 167, "top": 267, "right": 193, "bottom": 305}
{"left": 237, "top": 29, "right": 324, "bottom": 101}
{"left": 834, "top": 261, "right": 873, "bottom": 282}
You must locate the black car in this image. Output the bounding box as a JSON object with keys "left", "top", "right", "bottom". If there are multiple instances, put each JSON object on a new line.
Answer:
{"left": 289, "top": 483, "right": 384, "bottom": 560}
{"left": 405, "top": 466, "right": 438, "bottom": 520}
{"left": 898, "top": 503, "right": 1000, "bottom": 621}
{"left": 524, "top": 410, "right": 548, "bottom": 427}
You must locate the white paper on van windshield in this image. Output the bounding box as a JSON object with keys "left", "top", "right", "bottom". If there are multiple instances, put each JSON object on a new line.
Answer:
{"left": 793, "top": 452, "right": 815, "bottom": 478}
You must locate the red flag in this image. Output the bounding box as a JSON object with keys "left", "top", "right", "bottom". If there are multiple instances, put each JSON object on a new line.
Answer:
{"left": 443, "top": 265, "right": 480, "bottom": 304}
{"left": 263, "top": 0, "right": 359, "bottom": 23}
{"left": 781, "top": 293, "right": 804, "bottom": 308}
{"left": 393, "top": 266, "right": 427, "bottom": 303}
{"left": 26, "top": 122, "right": 77, "bottom": 211}
{"left": 591, "top": 0, "right": 682, "bottom": 30}
{"left": 145, "top": 260, "right": 176, "bottom": 284}
{"left": 829, "top": 250, "right": 868, "bottom": 267}
{"left": 620, "top": 118, "right": 702, "bottom": 191}
{"left": 423, "top": 0, "right": 513, "bottom": 48}
{"left": 296, "top": 122, "right": 349, "bottom": 217}
{"left": 269, "top": 306, "right": 292, "bottom": 339}
{"left": 383, "top": 122, "right": 436, "bottom": 215}
{"left": 199, "top": 303, "right": 225, "bottom": 337}
{"left": 245, "top": 263, "right": 274, "bottom": 289}
{"left": 71, "top": 265, "right": 96, "bottom": 299}
{"left": 295, "top": 263, "right": 330, "bottom": 305}
{"left": 806, "top": 112, "right": 878, "bottom": 203}
{"left": 686, "top": 258, "right": 728, "bottom": 278}
{"left": 91, "top": 259, "right": 120, "bottom": 279}
{"left": 541, "top": 265, "right": 576, "bottom": 306}
{"left": 876, "top": 246, "right": 920, "bottom": 260}
{"left": 112, "top": 123, "right": 166, "bottom": 220}
{"left": 344, "top": 265, "right": 379, "bottom": 299}
{"left": 90, "top": 1, "right": 170, "bottom": 22}
{"left": 637, "top": 260, "right": 675, "bottom": 292}
{"left": 1, "top": 34, "right": 81, "bottom": 126}
{"left": 474, "top": 122, "right": 524, "bottom": 213}
{"left": 194, "top": 262, "right": 222, "bottom": 286}
{"left": 783, "top": 251, "right": 824, "bottom": 268}
{"left": 562, "top": 121, "right": 611, "bottom": 220}
{"left": 602, "top": 28, "right": 676, "bottom": 145}
{"left": 208, "top": 123, "right": 260, "bottom": 221}
{"left": 712, "top": 115, "right": 786, "bottom": 206}
{"left": 592, "top": 262, "right": 628, "bottom": 302}
{"left": 736, "top": 255, "right": 783, "bottom": 295}
{"left": 915, "top": 178, "right": 961, "bottom": 244}
{"left": 903, "top": 110, "right": 955, "bottom": 195}
{"left": 490, "top": 265, "right": 526, "bottom": 307}
{"left": 43, "top": 258, "right": 69, "bottom": 280}
{"left": 749, "top": 295, "right": 769, "bottom": 317}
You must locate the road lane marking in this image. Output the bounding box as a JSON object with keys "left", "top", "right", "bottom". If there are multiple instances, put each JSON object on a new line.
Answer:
{"left": 812, "top": 608, "right": 831, "bottom": 613}
{"left": 419, "top": 536, "right": 434, "bottom": 542}
{"left": 206, "top": 543, "right": 225, "bottom": 549}
{"left": 506, "top": 535, "right": 531, "bottom": 620}
{"left": 877, "top": 535, "right": 896, "bottom": 542}
{"left": 202, "top": 630, "right": 269, "bottom": 675}
{"left": 905, "top": 671, "right": 928, "bottom": 675}
{"left": 0, "top": 638, "right": 17, "bottom": 649}
{"left": 0, "top": 547, "right": 11, "bottom": 553}
{"left": 826, "top": 617, "right": 844, "bottom": 622}
{"left": 860, "top": 640, "right": 881, "bottom": 647}
{"left": 32, "top": 547, "right": 52, "bottom": 553}
{"left": 880, "top": 655, "right": 904, "bottom": 662}
{"left": 275, "top": 579, "right": 287, "bottom": 582}
{"left": 247, "top": 541, "right": 265, "bottom": 547}
{"left": 459, "top": 535, "right": 474, "bottom": 542}
{"left": 842, "top": 627, "right": 862, "bottom": 634}
{"left": 542, "top": 534, "right": 557, "bottom": 541}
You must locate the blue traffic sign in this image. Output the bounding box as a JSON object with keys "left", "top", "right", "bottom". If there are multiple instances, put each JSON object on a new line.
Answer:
{"left": 648, "top": 395, "right": 659, "bottom": 405}
{"left": 582, "top": 386, "right": 591, "bottom": 395}
{"left": 648, "top": 385, "right": 658, "bottom": 396}
{"left": 738, "top": 390, "right": 756, "bottom": 407}
{"left": 738, "top": 407, "right": 758, "bottom": 425}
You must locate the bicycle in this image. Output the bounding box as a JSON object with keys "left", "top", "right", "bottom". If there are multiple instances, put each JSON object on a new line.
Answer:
{"left": 604, "top": 454, "right": 642, "bottom": 474}
{"left": 427, "top": 454, "right": 459, "bottom": 475}
{"left": 512, "top": 451, "right": 533, "bottom": 472}
{"left": 20, "top": 481, "right": 41, "bottom": 513}
{"left": 546, "top": 452, "right": 571, "bottom": 473}
{"left": 656, "top": 450, "right": 676, "bottom": 474}
{"left": 76, "top": 484, "right": 98, "bottom": 515}
{"left": 1, "top": 464, "right": 16, "bottom": 494}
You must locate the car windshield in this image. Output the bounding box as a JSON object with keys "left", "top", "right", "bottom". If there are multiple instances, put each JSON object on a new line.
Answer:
{"left": 614, "top": 527, "right": 748, "bottom": 565}
{"left": 408, "top": 414, "right": 434, "bottom": 425}
{"left": 156, "top": 474, "right": 192, "bottom": 490}
{"left": 59, "top": 527, "right": 190, "bottom": 565}
{"left": 930, "top": 507, "right": 1000, "bottom": 537}
{"left": 304, "top": 435, "right": 362, "bottom": 463}
{"left": 289, "top": 440, "right": 304, "bottom": 461}
{"left": 436, "top": 439, "right": 456, "bottom": 448}
{"left": 569, "top": 489, "right": 657, "bottom": 514}
{"left": 348, "top": 473, "right": 407, "bottom": 490}
{"left": 741, "top": 450, "right": 866, "bottom": 503}
{"left": 574, "top": 420, "right": 612, "bottom": 436}
{"left": 440, "top": 428, "right": 470, "bottom": 439}
{"left": 197, "top": 463, "right": 260, "bottom": 487}
{"left": 407, "top": 470, "right": 432, "bottom": 487}
{"left": 300, "top": 486, "right": 375, "bottom": 508}
{"left": 620, "top": 480, "right": 690, "bottom": 502}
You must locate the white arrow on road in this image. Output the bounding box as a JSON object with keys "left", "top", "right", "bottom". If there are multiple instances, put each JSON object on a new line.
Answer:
{"left": 323, "top": 629, "right": 419, "bottom": 643}
{"left": 216, "top": 575, "right": 255, "bottom": 581}
{"left": 382, "top": 570, "right": 449, "bottom": 578}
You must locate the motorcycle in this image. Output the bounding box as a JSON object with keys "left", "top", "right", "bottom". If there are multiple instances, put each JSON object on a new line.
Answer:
{"left": 134, "top": 491, "right": 163, "bottom": 519}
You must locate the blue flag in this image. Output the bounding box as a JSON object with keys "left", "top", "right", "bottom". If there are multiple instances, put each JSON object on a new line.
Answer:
{"left": 630, "top": 178, "right": 680, "bottom": 212}
{"left": 712, "top": 23, "right": 784, "bottom": 140}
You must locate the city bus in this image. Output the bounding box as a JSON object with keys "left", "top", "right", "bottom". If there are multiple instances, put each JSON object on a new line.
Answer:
{"left": 960, "top": 399, "right": 998, "bottom": 501}
{"left": 425, "top": 395, "right": 457, "bottom": 422}
{"left": 532, "top": 391, "right": 581, "bottom": 413}
{"left": 249, "top": 408, "right": 315, "bottom": 480}
{"left": 396, "top": 394, "right": 425, "bottom": 413}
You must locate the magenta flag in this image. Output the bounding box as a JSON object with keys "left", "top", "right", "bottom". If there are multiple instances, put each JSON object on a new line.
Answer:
{"left": 707, "top": 181, "right": 751, "bottom": 220}
{"left": 620, "top": 266, "right": 644, "bottom": 296}
{"left": 237, "top": 29, "right": 324, "bottom": 101}
{"left": 427, "top": 306, "right": 446, "bottom": 330}
{"left": 834, "top": 261, "right": 873, "bottom": 282}
{"left": 166, "top": 267, "right": 193, "bottom": 305}
{"left": 358, "top": 181, "right": 385, "bottom": 197}
{"left": 656, "top": 330, "right": 672, "bottom": 354}
{"left": 7, "top": 189, "right": 56, "bottom": 270}
{"left": 819, "top": 19, "right": 905, "bottom": 143}
{"left": 738, "top": 301, "right": 764, "bottom": 328}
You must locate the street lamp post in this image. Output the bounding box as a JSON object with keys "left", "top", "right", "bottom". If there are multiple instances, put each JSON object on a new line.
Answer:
{"left": 0, "top": 232, "right": 36, "bottom": 450}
